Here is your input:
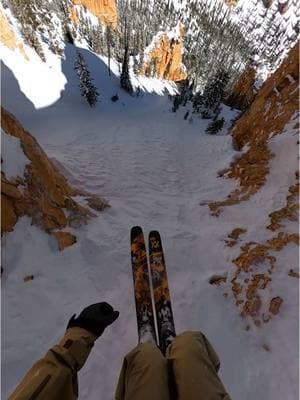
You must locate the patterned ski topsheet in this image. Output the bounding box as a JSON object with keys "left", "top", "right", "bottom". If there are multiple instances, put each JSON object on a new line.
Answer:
{"left": 149, "top": 230, "right": 176, "bottom": 354}
{"left": 131, "top": 226, "right": 157, "bottom": 344}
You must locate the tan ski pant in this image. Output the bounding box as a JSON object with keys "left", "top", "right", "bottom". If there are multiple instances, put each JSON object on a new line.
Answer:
{"left": 115, "top": 331, "right": 231, "bottom": 400}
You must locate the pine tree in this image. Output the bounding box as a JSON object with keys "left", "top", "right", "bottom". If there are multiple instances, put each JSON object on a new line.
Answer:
{"left": 201, "top": 69, "right": 230, "bottom": 117}
{"left": 120, "top": 44, "right": 133, "bottom": 95}
{"left": 119, "top": 15, "right": 133, "bottom": 95}
{"left": 74, "top": 51, "right": 99, "bottom": 107}
{"left": 106, "top": 24, "right": 112, "bottom": 76}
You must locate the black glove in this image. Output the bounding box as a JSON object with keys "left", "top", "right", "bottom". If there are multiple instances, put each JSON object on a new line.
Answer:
{"left": 67, "top": 302, "right": 119, "bottom": 337}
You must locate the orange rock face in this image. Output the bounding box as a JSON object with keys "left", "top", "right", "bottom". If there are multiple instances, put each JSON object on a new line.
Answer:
{"left": 69, "top": 5, "right": 78, "bottom": 23}
{"left": 224, "top": 0, "right": 239, "bottom": 7}
{"left": 0, "top": 9, "right": 28, "bottom": 59}
{"left": 269, "top": 297, "right": 283, "bottom": 315}
{"left": 209, "top": 42, "right": 299, "bottom": 215}
{"left": 210, "top": 42, "right": 299, "bottom": 326}
{"left": 1, "top": 108, "right": 108, "bottom": 250}
{"left": 72, "top": 0, "right": 117, "bottom": 27}
{"left": 226, "top": 65, "right": 257, "bottom": 110}
{"left": 53, "top": 231, "right": 77, "bottom": 251}
{"left": 143, "top": 26, "right": 187, "bottom": 82}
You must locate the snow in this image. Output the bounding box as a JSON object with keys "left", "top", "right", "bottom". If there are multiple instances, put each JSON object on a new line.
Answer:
{"left": 0, "top": 44, "right": 66, "bottom": 109}
{"left": 230, "top": 0, "right": 299, "bottom": 87}
{"left": 1, "top": 36, "right": 299, "bottom": 400}
{"left": 171, "top": 0, "right": 188, "bottom": 12}
{"left": 1, "top": 129, "right": 29, "bottom": 180}
{"left": 0, "top": 4, "right": 66, "bottom": 109}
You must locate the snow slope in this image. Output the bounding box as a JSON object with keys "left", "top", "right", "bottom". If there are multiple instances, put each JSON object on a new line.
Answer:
{"left": 1, "top": 42, "right": 299, "bottom": 400}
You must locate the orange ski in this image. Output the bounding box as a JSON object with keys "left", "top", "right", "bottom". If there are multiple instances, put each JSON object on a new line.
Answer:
{"left": 131, "top": 226, "right": 157, "bottom": 344}
{"left": 149, "top": 230, "right": 176, "bottom": 354}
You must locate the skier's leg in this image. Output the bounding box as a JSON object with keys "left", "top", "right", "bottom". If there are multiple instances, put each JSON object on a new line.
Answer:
{"left": 115, "top": 342, "right": 170, "bottom": 400}
{"left": 166, "top": 331, "right": 231, "bottom": 400}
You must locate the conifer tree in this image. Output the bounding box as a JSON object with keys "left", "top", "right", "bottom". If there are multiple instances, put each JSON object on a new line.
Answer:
{"left": 120, "top": 44, "right": 133, "bottom": 94}
{"left": 74, "top": 51, "right": 99, "bottom": 107}
{"left": 201, "top": 69, "right": 230, "bottom": 118}
{"left": 106, "top": 24, "right": 112, "bottom": 76}
{"left": 120, "top": 16, "right": 133, "bottom": 95}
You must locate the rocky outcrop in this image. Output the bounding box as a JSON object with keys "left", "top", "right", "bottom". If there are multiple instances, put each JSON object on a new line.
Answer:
{"left": 262, "top": 0, "right": 274, "bottom": 8}
{"left": 69, "top": 5, "right": 78, "bottom": 24}
{"left": 209, "top": 42, "right": 299, "bottom": 326}
{"left": 1, "top": 107, "right": 109, "bottom": 250}
{"left": 225, "top": 227, "right": 247, "bottom": 247}
{"left": 226, "top": 65, "right": 257, "bottom": 110}
{"left": 224, "top": 0, "right": 239, "bottom": 7}
{"left": 0, "top": 9, "right": 28, "bottom": 59}
{"left": 209, "top": 42, "right": 299, "bottom": 215}
{"left": 53, "top": 231, "right": 77, "bottom": 251}
{"left": 72, "top": 0, "right": 117, "bottom": 27}
{"left": 278, "top": 1, "right": 289, "bottom": 14}
{"left": 143, "top": 26, "right": 187, "bottom": 82}
{"left": 267, "top": 179, "right": 299, "bottom": 231}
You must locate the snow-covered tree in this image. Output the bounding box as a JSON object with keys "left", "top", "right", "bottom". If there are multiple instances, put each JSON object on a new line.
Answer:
{"left": 74, "top": 51, "right": 99, "bottom": 107}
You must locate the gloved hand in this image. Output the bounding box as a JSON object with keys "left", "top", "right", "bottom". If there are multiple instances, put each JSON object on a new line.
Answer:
{"left": 67, "top": 302, "right": 119, "bottom": 338}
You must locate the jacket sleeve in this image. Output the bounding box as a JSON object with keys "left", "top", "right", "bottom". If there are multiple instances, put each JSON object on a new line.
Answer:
{"left": 9, "top": 327, "right": 97, "bottom": 400}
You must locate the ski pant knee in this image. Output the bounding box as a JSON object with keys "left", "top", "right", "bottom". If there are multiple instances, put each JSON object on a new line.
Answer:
{"left": 167, "top": 331, "right": 220, "bottom": 371}
{"left": 115, "top": 343, "right": 170, "bottom": 400}
{"left": 115, "top": 334, "right": 231, "bottom": 400}
{"left": 166, "top": 331, "right": 230, "bottom": 400}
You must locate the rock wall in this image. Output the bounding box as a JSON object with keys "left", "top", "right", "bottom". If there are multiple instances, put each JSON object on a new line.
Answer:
{"left": 209, "top": 41, "right": 299, "bottom": 214}
{"left": 0, "top": 9, "right": 28, "bottom": 59}
{"left": 208, "top": 42, "right": 299, "bottom": 326}
{"left": 72, "top": 0, "right": 117, "bottom": 27}
{"left": 224, "top": 0, "right": 239, "bottom": 7}
{"left": 143, "top": 26, "right": 187, "bottom": 82}
{"left": 1, "top": 108, "right": 108, "bottom": 250}
{"left": 69, "top": 5, "right": 78, "bottom": 24}
{"left": 226, "top": 64, "right": 257, "bottom": 110}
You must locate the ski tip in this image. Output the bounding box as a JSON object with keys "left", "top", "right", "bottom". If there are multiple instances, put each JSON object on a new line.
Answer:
{"left": 149, "top": 230, "right": 163, "bottom": 252}
{"left": 131, "top": 226, "right": 143, "bottom": 239}
{"left": 149, "top": 230, "right": 161, "bottom": 239}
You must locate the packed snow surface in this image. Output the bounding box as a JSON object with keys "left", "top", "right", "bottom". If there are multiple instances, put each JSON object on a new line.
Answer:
{"left": 1, "top": 42, "right": 298, "bottom": 400}
{"left": 1, "top": 129, "right": 29, "bottom": 180}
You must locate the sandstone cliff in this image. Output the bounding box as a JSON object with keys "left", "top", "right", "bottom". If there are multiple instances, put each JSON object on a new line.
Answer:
{"left": 224, "top": 0, "right": 239, "bottom": 7}
{"left": 210, "top": 42, "right": 299, "bottom": 213}
{"left": 208, "top": 42, "right": 299, "bottom": 326}
{"left": 1, "top": 108, "right": 108, "bottom": 250}
{"left": 226, "top": 64, "right": 257, "bottom": 110}
{"left": 143, "top": 26, "right": 187, "bottom": 82}
{"left": 72, "top": 0, "right": 117, "bottom": 27}
{"left": 0, "top": 9, "right": 27, "bottom": 59}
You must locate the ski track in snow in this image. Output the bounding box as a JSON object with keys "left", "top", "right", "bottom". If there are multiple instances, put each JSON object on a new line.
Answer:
{"left": 1, "top": 44, "right": 299, "bottom": 400}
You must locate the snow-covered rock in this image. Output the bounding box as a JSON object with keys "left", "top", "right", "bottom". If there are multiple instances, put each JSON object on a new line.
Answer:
{"left": 142, "top": 23, "right": 187, "bottom": 81}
